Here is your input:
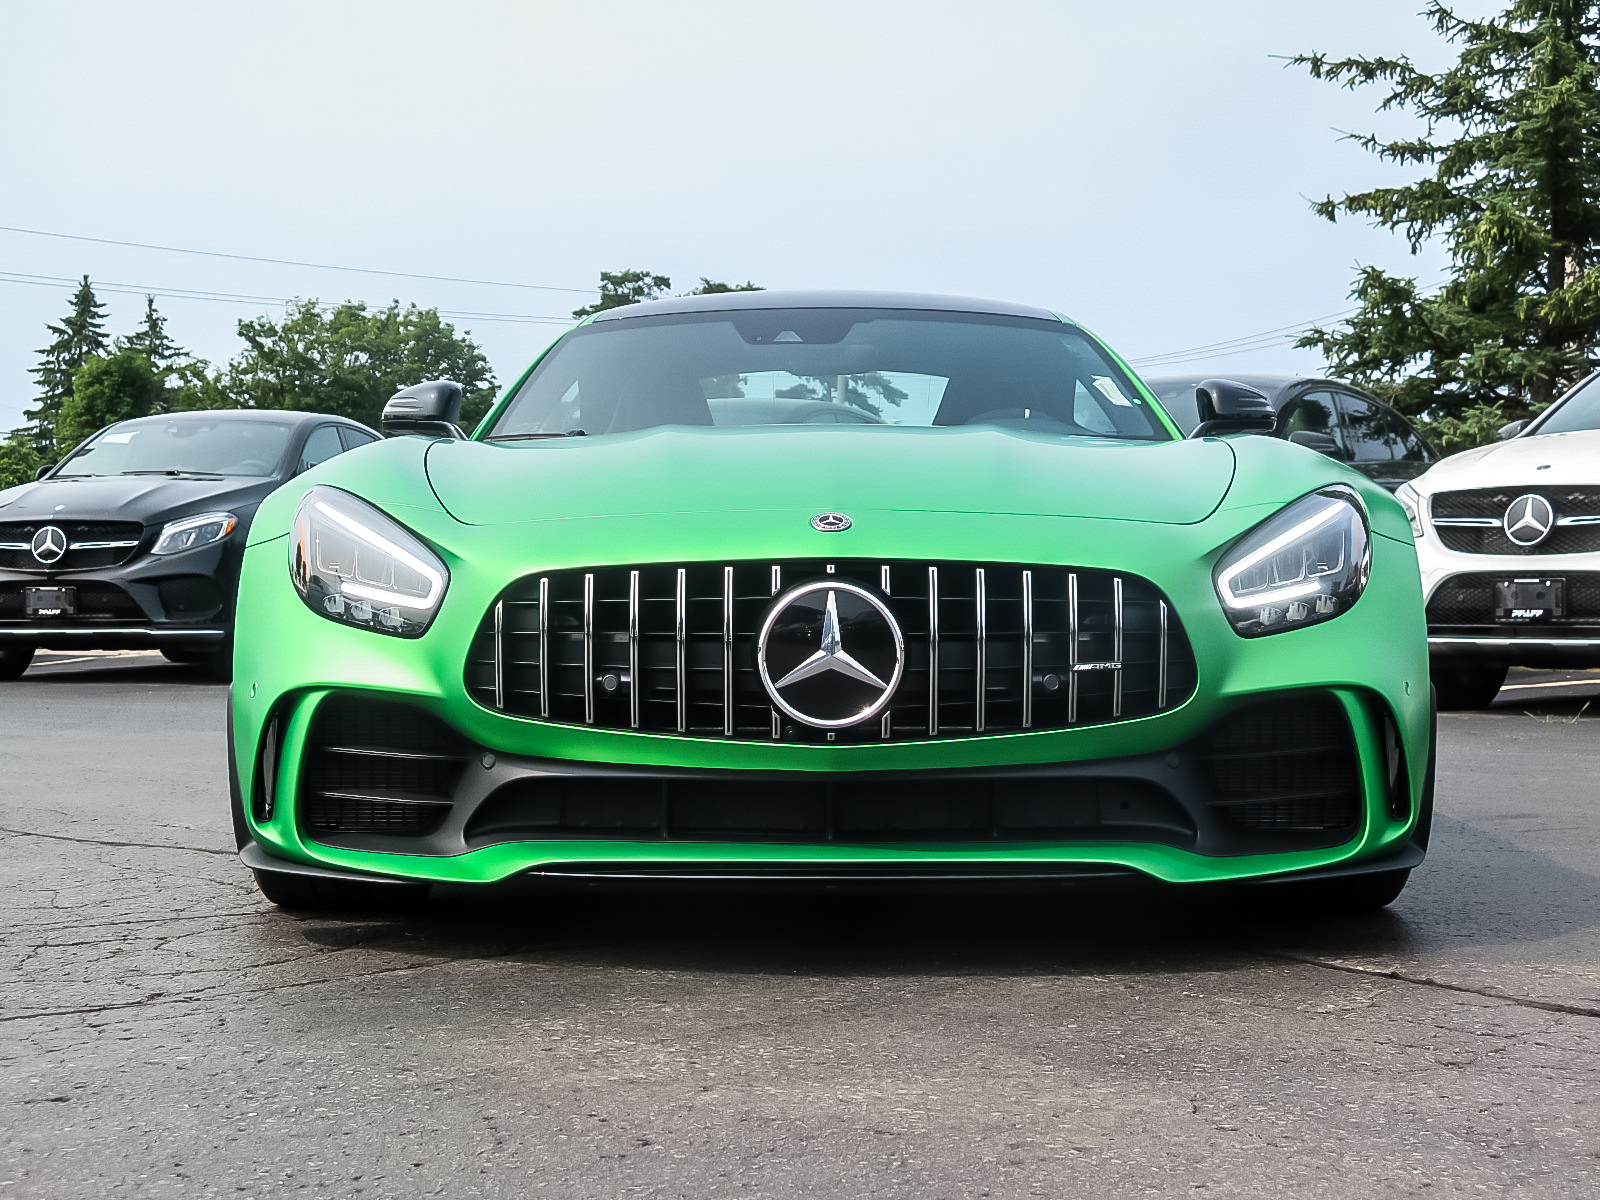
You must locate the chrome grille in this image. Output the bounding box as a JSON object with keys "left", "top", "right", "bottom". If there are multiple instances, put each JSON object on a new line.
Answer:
{"left": 1431, "top": 487, "right": 1600, "bottom": 555}
{"left": 466, "top": 560, "right": 1197, "bottom": 743}
{"left": 0, "top": 520, "right": 144, "bottom": 571}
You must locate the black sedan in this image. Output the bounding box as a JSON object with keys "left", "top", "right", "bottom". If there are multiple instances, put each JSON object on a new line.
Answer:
{"left": 0, "top": 410, "right": 379, "bottom": 680}
{"left": 1144, "top": 373, "right": 1436, "bottom": 491}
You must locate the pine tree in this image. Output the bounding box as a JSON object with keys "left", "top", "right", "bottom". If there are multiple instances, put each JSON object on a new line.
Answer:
{"left": 25, "top": 276, "right": 109, "bottom": 448}
{"left": 118, "top": 295, "right": 184, "bottom": 367}
{"left": 1295, "top": 2, "right": 1600, "bottom": 431}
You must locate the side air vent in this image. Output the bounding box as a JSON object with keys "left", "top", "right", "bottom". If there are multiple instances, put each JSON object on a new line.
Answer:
{"left": 1195, "top": 693, "right": 1360, "bottom": 834}
{"left": 299, "top": 696, "right": 471, "bottom": 837}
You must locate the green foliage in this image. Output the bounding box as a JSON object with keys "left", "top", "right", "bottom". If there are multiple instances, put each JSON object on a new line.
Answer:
{"left": 688, "top": 278, "right": 763, "bottom": 295}
{"left": 218, "top": 299, "right": 496, "bottom": 431}
{"left": 26, "top": 276, "right": 109, "bottom": 449}
{"left": 1295, "top": 2, "right": 1600, "bottom": 424}
{"left": 117, "top": 295, "right": 184, "bottom": 366}
{"left": 56, "top": 350, "right": 162, "bottom": 450}
{"left": 572, "top": 270, "right": 674, "bottom": 319}
{"left": 0, "top": 435, "right": 42, "bottom": 491}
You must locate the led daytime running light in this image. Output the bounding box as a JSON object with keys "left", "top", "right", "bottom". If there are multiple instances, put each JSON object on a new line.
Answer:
{"left": 1217, "top": 500, "right": 1346, "bottom": 611}
{"left": 312, "top": 500, "right": 445, "bottom": 611}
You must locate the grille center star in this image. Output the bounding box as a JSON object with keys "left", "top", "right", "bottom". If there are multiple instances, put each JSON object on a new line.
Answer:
{"left": 757, "top": 580, "right": 905, "bottom": 730}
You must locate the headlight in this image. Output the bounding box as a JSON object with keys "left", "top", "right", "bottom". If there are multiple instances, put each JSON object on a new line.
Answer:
{"left": 152, "top": 511, "right": 237, "bottom": 555}
{"left": 1214, "top": 486, "right": 1370, "bottom": 637}
{"left": 288, "top": 486, "right": 448, "bottom": 637}
{"left": 1394, "top": 482, "right": 1424, "bottom": 540}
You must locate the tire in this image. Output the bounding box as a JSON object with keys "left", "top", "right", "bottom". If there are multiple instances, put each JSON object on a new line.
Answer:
{"left": 1430, "top": 662, "right": 1508, "bottom": 710}
{"left": 207, "top": 639, "right": 234, "bottom": 683}
{"left": 1238, "top": 868, "right": 1412, "bottom": 916}
{"left": 252, "top": 867, "right": 430, "bottom": 911}
{"left": 0, "top": 645, "right": 35, "bottom": 681}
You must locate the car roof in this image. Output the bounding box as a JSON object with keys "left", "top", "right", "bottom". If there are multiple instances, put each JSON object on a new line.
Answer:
{"left": 112, "top": 409, "right": 373, "bottom": 431}
{"left": 591, "top": 289, "right": 1065, "bottom": 323}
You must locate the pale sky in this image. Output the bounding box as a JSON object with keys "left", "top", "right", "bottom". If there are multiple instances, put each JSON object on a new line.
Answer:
{"left": 0, "top": 1, "right": 1478, "bottom": 433}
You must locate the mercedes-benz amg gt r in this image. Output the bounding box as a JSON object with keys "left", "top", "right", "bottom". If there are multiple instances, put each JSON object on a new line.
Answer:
{"left": 1400, "top": 369, "right": 1600, "bottom": 708}
{"left": 229, "top": 291, "right": 1434, "bottom": 911}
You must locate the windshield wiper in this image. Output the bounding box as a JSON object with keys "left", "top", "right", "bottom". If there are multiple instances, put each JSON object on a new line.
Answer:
{"left": 485, "top": 429, "right": 588, "bottom": 441}
{"left": 121, "top": 469, "right": 226, "bottom": 479}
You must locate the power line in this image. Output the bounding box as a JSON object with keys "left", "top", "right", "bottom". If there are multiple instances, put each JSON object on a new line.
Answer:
{"left": 0, "top": 223, "right": 597, "bottom": 296}
{"left": 0, "top": 270, "right": 576, "bottom": 325}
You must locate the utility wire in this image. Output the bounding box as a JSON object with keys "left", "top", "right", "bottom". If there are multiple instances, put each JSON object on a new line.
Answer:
{"left": 0, "top": 271, "right": 575, "bottom": 325}
{"left": 0, "top": 223, "right": 597, "bottom": 296}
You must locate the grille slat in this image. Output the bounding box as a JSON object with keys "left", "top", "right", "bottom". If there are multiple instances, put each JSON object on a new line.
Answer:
{"left": 467, "top": 560, "right": 1197, "bottom": 744}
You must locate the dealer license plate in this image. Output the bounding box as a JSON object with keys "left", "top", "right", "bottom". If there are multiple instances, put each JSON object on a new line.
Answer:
{"left": 1494, "top": 577, "right": 1564, "bottom": 622}
{"left": 24, "top": 586, "right": 76, "bottom": 617}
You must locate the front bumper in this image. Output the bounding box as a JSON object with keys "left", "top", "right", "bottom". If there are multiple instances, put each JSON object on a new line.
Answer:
{"left": 1420, "top": 551, "right": 1600, "bottom": 665}
{"left": 231, "top": 510, "right": 1433, "bottom": 889}
{"left": 0, "top": 537, "right": 240, "bottom": 649}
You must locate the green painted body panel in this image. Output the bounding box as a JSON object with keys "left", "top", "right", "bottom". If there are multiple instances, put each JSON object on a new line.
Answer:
{"left": 232, "top": 393, "right": 1430, "bottom": 886}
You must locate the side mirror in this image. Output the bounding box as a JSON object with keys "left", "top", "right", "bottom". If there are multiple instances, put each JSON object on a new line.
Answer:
{"left": 1497, "top": 419, "right": 1528, "bottom": 441}
{"left": 1189, "top": 379, "right": 1275, "bottom": 438}
{"left": 34, "top": 463, "right": 55, "bottom": 481}
{"left": 1287, "top": 430, "right": 1341, "bottom": 455}
{"left": 382, "top": 380, "right": 467, "bottom": 439}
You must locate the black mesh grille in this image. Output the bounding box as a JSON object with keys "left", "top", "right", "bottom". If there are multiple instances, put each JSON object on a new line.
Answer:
{"left": 0, "top": 521, "right": 144, "bottom": 571}
{"left": 1195, "top": 694, "right": 1360, "bottom": 833}
{"left": 0, "top": 581, "right": 146, "bottom": 622}
{"left": 157, "top": 575, "right": 223, "bottom": 619}
{"left": 465, "top": 560, "right": 1198, "bottom": 744}
{"left": 299, "top": 696, "right": 470, "bottom": 836}
{"left": 463, "top": 775, "right": 1197, "bottom": 849}
{"left": 1427, "top": 571, "right": 1600, "bottom": 628}
{"left": 1431, "top": 488, "right": 1600, "bottom": 554}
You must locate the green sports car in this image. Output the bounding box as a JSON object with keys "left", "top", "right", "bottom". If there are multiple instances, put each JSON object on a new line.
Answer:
{"left": 229, "top": 291, "right": 1433, "bottom": 911}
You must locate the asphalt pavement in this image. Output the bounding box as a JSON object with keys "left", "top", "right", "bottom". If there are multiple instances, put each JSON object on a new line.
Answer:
{"left": 2, "top": 654, "right": 1598, "bottom": 1198}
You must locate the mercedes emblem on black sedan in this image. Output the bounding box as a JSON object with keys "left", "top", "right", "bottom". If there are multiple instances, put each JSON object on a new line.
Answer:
{"left": 757, "top": 581, "right": 904, "bottom": 728}
{"left": 29, "top": 526, "right": 67, "bottom": 565}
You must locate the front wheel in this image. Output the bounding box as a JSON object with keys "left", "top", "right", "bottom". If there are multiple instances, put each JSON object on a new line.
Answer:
{"left": 0, "top": 645, "right": 35, "bottom": 681}
{"left": 1431, "top": 662, "right": 1508, "bottom": 710}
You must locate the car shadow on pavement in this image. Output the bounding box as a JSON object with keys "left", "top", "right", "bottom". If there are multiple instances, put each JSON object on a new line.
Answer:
{"left": 282, "top": 810, "right": 1600, "bottom": 980}
{"left": 21, "top": 658, "right": 224, "bottom": 686}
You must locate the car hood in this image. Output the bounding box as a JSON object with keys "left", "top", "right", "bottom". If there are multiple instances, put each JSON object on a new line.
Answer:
{"left": 423, "top": 427, "right": 1238, "bottom": 526}
{"left": 1417, "top": 428, "right": 1600, "bottom": 493}
{"left": 0, "top": 473, "right": 278, "bottom": 525}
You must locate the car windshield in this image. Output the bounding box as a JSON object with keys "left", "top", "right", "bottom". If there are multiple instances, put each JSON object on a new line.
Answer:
{"left": 487, "top": 309, "right": 1170, "bottom": 441}
{"left": 56, "top": 415, "right": 295, "bottom": 478}
{"left": 1534, "top": 373, "right": 1600, "bottom": 436}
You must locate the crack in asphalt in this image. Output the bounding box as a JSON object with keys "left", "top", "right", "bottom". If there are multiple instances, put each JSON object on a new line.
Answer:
{"left": 1271, "top": 952, "right": 1600, "bottom": 1019}
{"left": 0, "top": 824, "right": 235, "bottom": 857}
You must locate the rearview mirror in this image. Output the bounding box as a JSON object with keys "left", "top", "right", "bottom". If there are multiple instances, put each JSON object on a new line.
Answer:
{"left": 34, "top": 463, "right": 54, "bottom": 481}
{"left": 1189, "top": 379, "right": 1275, "bottom": 438}
{"left": 382, "top": 380, "right": 467, "bottom": 439}
{"left": 1287, "top": 430, "right": 1341, "bottom": 455}
{"left": 1497, "top": 419, "right": 1528, "bottom": 441}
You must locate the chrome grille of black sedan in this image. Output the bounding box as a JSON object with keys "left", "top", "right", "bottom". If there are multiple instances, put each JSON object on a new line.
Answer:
{"left": 1430, "top": 487, "right": 1600, "bottom": 554}
{"left": 0, "top": 520, "right": 144, "bottom": 571}
{"left": 465, "top": 560, "right": 1197, "bottom": 744}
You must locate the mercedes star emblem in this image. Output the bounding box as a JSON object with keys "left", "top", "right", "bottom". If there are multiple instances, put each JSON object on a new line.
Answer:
{"left": 757, "top": 580, "right": 904, "bottom": 729}
{"left": 811, "top": 512, "right": 852, "bottom": 532}
{"left": 30, "top": 525, "right": 68, "bottom": 565}
{"left": 1503, "top": 494, "right": 1555, "bottom": 546}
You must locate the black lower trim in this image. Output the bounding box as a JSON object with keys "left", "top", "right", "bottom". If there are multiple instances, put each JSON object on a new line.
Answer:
{"left": 238, "top": 840, "right": 415, "bottom": 885}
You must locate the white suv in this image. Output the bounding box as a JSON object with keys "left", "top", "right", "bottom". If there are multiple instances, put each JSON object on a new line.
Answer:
{"left": 1400, "top": 373, "right": 1600, "bottom": 708}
